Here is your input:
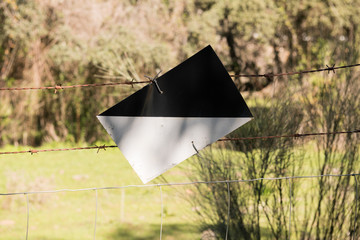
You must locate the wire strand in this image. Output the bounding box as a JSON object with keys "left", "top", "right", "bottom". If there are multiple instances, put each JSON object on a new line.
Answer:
{"left": 230, "top": 63, "right": 360, "bottom": 78}
{"left": 159, "top": 186, "right": 164, "bottom": 240}
{"left": 225, "top": 182, "right": 230, "bottom": 240}
{"left": 218, "top": 129, "right": 360, "bottom": 142}
{"left": 1, "top": 173, "right": 359, "bottom": 196}
{"left": 1, "top": 129, "right": 358, "bottom": 155}
{"left": 0, "top": 145, "right": 117, "bottom": 155}
{"left": 25, "top": 193, "right": 29, "bottom": 240}
{"left": 1, "top": 63, "right": 359, "bottom": 91}
{"left": 0, "top": 81, "right": 150, "bottom": 91}
{"left": 353, "top": 175, "right": 358, "bottom": 240}
{"left": 93, "top": 189, "right": 98, "bottom": 240}
{"left": 288, "top": 178, "right": 292, "bottom": 240}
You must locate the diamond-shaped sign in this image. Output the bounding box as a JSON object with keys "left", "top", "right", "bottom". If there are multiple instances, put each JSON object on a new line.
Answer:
{"left": 97, "top": 45, "right": 253, "bottom": 183}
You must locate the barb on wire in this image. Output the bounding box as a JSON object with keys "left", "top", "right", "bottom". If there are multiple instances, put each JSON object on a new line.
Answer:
{"left": 1, "top": 63, "right": 359, "bottom": 91}
{"left": 326, "top": 64, "right": 336, "bottom": 74}
{"left": 29, "top": 149, "right": 38, "bottom": 155}
{"left": 218, "top": 129, "right": 360, "bottom": 142}
{"left": 0, "top": 145, "right": 118, "bottom": 155}
{"left": 230, "top": 63, "right": 360, "bottom": 78}
{"left": 145, "top": 70, "right": 163, "bottom": 94}
{"left": 1, "top": 129, "right": 359, "bottom": 155}
{"left": 95, "top": 144, "right": 108, "bottom": 153}
{"left": 0, "top": 81, "right": 151, "bottom": 92}
{"left": 129, "top": 78, "right": 137, "bottom": 88}
{"left": 54, "top": 84, "right": 63, "bottom": 93}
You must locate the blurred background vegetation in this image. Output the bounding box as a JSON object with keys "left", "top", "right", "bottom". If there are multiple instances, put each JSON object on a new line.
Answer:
{"left": 1, "top": 0, "right": 360, "bottom": 239}
{"left": 1, "top": 0, "right": 359, "bottom": 146}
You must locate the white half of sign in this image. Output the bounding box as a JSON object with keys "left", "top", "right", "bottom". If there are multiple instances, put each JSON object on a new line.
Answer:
{"left": 97, "top": 116, "right": 252, "bottom": 183}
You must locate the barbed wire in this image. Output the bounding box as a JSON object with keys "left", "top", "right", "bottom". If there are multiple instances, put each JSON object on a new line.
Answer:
{"left": 1, "top": 60, "right": 359, "bottom": 239}
{"left": 0, "top": 80, "right": 150, "bottom": 92}
{"left": 218, "top": 129, "right": 360, "bottom": 141}
{"left": 0, "top": 144, "right": 117, "bottom": 155}
{"left": 0, "top": 63, "right": 359, "bottom": 91}
{"left": 230, "top": 63, "right": 360, "bottom": 78}
{"left": 0, "top": 129, "right": 358, "bottom": 155}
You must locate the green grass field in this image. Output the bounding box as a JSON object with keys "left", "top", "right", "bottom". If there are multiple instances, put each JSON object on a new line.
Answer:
{"left": 0, "top": 144, "right": 201, "bottom": 239}
{"left": 1, "top": 142, "right": 357, "bottom": 239}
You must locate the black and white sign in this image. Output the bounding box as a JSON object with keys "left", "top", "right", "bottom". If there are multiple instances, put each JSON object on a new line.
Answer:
{"left": 97, "top": 45, "right": 253, "bottom": 183}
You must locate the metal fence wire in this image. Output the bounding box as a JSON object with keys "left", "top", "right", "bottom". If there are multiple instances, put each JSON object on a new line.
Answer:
{"left": 1, "top": 63, "right": 360, "bottom": 239}
{"left": 1, "top": 174, "right": 359, "bottom": 240}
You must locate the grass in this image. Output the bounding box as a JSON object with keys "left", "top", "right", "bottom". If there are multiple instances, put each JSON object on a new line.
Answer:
{"left": 1, "top": 142, "right": 357, "bottom": 239}
{"left": 0, "top": 143, "right": 201, "bottom": 239}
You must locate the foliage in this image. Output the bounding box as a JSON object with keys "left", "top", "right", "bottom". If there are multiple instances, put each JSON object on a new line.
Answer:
{"left": 298, "top": 56, "right": 360, "bottom": 239}
{"left": 189, "top": 95, "right": 304, "bottom": 239}
{"left": 1, "top": 0, "right": 360, "bottom": 146}
{"left": 1, "top": 1, "right": 360, "bottom": 238}
{"left": 190, "top": 68, "right": 360, "bottom": 239}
